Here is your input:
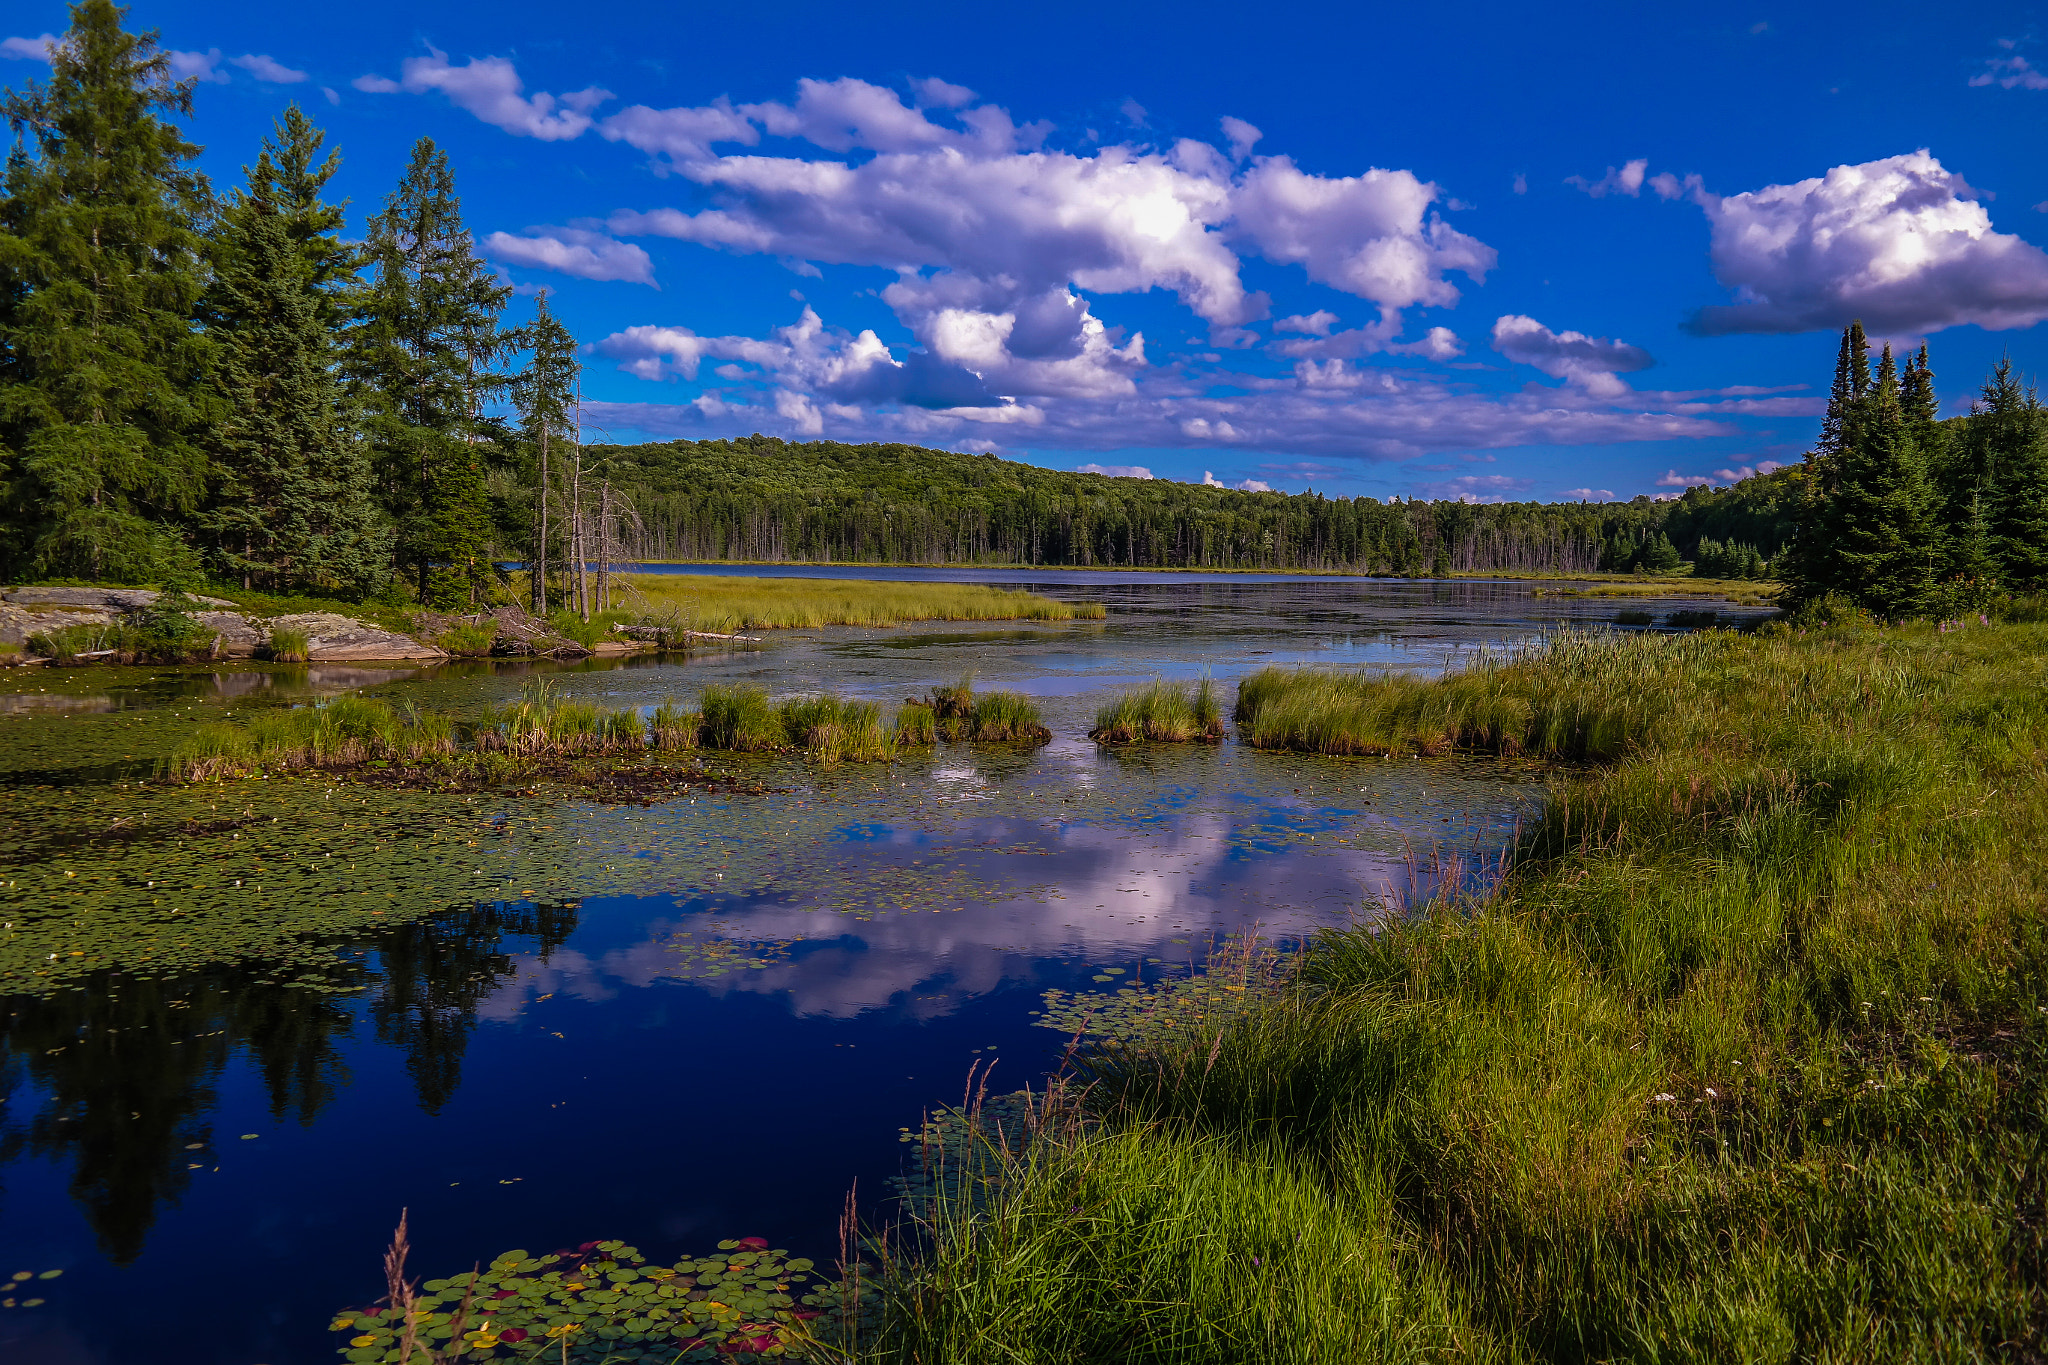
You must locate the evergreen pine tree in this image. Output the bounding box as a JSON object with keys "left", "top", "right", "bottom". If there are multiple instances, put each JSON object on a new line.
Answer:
{"left": 0, "top": 0, "right": 212, "bottom": 582}
{"left": 348, "top": 138, "right": 511, "bottom": 605}
{"left": 1830, "top": 345, "right": 1939, "bottom": 617}
{"left": 1973, "top": 359, "right": 2048, "bottom": 591}
{"left": 509, "top": 291, "right": 578, "bottom": 614}
{"left": 199, "top": 107, "right": 387, "bottom": 593}
{"left": 1780, "top": 322, "right": 1871, "bottom": 605}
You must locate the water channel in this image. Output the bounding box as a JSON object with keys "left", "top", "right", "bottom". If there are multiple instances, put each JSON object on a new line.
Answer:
{"left": 0, "top": 573, "right": 1760, "bottom": 1364}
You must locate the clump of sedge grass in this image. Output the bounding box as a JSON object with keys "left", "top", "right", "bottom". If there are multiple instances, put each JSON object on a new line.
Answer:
{"left": 966, "top": 690, "right": 1050, "bottom": 743}
{"left": 894, "top": 702, "right": 938, "bottom": 747}
{"left": 1090, "top": 677, "right": 1224, "bottom": 744}
{"left": 1236, "top": 630, "right": 1693, "bottom": 759}
{"left": 167, "top": 694, "right": 457, "bottom": 778}
{"left": 777, "top": 694, "right": 894, "bottom": 763}
{"left": 435, "top": 623, "right": 496, "bottom": 657}
{"left": 649, "top": 702, "right": 700, "bottom": 750}
{"left": 698, "top": 683, "right": 781, "bottom": 752}
{"left": 925, "top": 672, "right": 977, "bottom": 740}
{"left": 477, "top": 679, "right": 644, "bottom": 757}
{"left": 264, "top": 626, "right": 310, "bottom": 663}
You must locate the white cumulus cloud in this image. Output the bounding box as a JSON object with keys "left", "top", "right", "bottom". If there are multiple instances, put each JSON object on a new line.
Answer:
{"left": 1077, "top": 463, "right": 1153, "bottom": 479}
{"left": 1557, "top": 488, "right": 1614, "bottom": 501}
{"left": 353, "top": 49, "right": 610, "bottom": 140}
{"left": 1567, "top": 159, "right": 1648, "bottom": 198}
{"left": 169, "top": 49, "right": 228, "bottom": 84}
{"left": 482, "top": 227, "right": 656, "bottom": 285}
{"left": 1, "top": 33, "right": 59, "bottom": 61}
{"left": 1688, "top": 150, "right": 2048, "bottom": 335}
{"left": 231, "top": 53, "right": 307, "bottom": 83}
{"left": 1971, "top": 39, "right": 2048, "bottom": 90}
{"left": 1490, "top": 315, "right": 1653, "bottom": 396}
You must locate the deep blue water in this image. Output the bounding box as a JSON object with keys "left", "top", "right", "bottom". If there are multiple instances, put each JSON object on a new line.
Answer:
{"left": 0, "top": 575, "right": 1753, "bottom": 1365}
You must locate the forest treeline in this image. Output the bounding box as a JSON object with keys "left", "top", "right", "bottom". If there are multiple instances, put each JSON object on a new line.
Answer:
{"left": 593, "top": 435, "right": 1797, "bottom": 576}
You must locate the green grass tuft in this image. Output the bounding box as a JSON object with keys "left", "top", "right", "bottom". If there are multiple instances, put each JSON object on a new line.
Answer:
{"left": 264, "top": 626, "right": 310, "bottom": 663}
{"left": 697, "top": 683, "right": 781, "bottom": 752}
{"left": 1090, "top": 677, "right": 1225, "bottom": 744}
{"left": 966, "top": 689, "right": 1050, "bottom": 743}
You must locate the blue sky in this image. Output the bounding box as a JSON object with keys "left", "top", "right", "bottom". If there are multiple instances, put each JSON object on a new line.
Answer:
{"left": 7, "top": 1, "right": 2048, "bottom": 502}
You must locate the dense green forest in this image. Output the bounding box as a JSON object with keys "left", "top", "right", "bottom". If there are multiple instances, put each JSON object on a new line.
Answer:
{"left": 593, "top": 436, "right": 1799, "bottom": 576}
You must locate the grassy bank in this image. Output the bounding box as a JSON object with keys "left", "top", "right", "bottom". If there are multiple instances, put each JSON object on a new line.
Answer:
{"left": 615, "top": 573, "right": 1105, "bottom": 632}
{"left": 868, "top": 621, "right": 2046, "bottom": 1361}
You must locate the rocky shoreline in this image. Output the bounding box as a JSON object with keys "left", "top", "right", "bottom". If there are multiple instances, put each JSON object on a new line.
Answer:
{"left": 0, "top": 587, "right": 655, "bottom": 664}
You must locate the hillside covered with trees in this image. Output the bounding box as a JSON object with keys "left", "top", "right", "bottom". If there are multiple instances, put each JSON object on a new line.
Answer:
{"left": 593, "top": 436, "right": 1796, "bottom": 577}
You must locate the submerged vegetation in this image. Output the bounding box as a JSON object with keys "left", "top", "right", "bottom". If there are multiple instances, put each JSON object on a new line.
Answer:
{"left": 1090, "top": 677, "right": 1225, "bottom": 744}
{"left": 846, "top": 620, "right": 2048, "bottom": 1360}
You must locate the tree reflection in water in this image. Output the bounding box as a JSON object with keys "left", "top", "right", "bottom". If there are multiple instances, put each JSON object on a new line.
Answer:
{"left": 0, "top": 899, "right": 577, "bottom": 1262}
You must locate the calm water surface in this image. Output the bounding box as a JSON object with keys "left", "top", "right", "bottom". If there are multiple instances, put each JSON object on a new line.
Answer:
{"left": 0, "top": 575, "right": 1755, "bottom": 1364}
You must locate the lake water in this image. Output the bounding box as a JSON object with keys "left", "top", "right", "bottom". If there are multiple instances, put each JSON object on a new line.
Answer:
{"left": 0, "top": 574, "right": 1758, "bottom": 1365}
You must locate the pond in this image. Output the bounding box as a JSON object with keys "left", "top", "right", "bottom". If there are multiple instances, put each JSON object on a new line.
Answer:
{"left": 0, "top": 574, "right": 1758, "bottom": 1364}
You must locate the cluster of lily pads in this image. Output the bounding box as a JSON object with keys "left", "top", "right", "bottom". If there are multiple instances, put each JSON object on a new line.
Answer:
{"left": 331, "top": 1238, "right": 868, "bottom": 1363}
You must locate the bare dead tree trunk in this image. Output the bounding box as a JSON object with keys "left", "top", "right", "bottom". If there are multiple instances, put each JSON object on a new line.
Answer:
{"left": 596, "top": 477, "right": 613, "bottom": 614}
{"left": 535, "top": 422, "right": 549, "bottom": 616}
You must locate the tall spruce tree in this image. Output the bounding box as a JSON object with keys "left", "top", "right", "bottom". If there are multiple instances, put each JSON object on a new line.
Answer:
{"left": 1780, "top": 321, "right": 1870, "bottom": 604}
{"left": 1829, "top": 345, "right": 1938, "bottom": 617}
{"left": 0, "top": 0, "right": 211, "bottom": 582}
{"left": 1973, "top": 358, "right": 2048, "bottom": 591}
{"left": 509, "top": 291, "right": 578, "bottom": 615}
{"left": 199, "top": 107, "right": 387, "bottom": 593}
{"left": 349, "top": 138, "right": 510, "bottom": 605}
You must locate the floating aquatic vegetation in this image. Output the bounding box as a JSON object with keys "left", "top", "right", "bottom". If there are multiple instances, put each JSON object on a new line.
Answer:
{"left": 331, "top": 1220, "right": 870, "bottom": 1364}
{"left": 1035, "top": 935, "right": 1293, "bottom": 1045}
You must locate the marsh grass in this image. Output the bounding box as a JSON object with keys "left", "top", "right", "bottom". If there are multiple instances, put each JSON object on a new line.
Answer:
{"left": 434, "top": 623, "right": 496, "bottom": 657}
{"left": 900, "top": 673, "right": 1048, "bottom": 743}
{"left": 477, "top": 680, "right": 644, "bottom": 757}
{"left": 963, "top": 690, "right": 1049, "bottom": 743}
{"left": 1090, "top": 677, "right": 1224, "bottom": 744}
{"left": 698, "top": 683, "right": 781, "bottom": 752}
{"left": 893, "top": 702, "right": 937, "bottom": 747}
{"left": 263, "top": 626, "right": 309, "bottom": 663}
{"left": 1236, "top": 630, "right": 1696, "bottom": 759}
{"left": 170, "top": 695, "right": 459, "bottom": 779}
{"left": 863, "top": 621, "right": 2048, "bottom": 1362}
{"left": 777, "top": 694, "right": 894, "bottom": 763}
{"left": 618, "top": 574, "right": 1103, "bottom": 632}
